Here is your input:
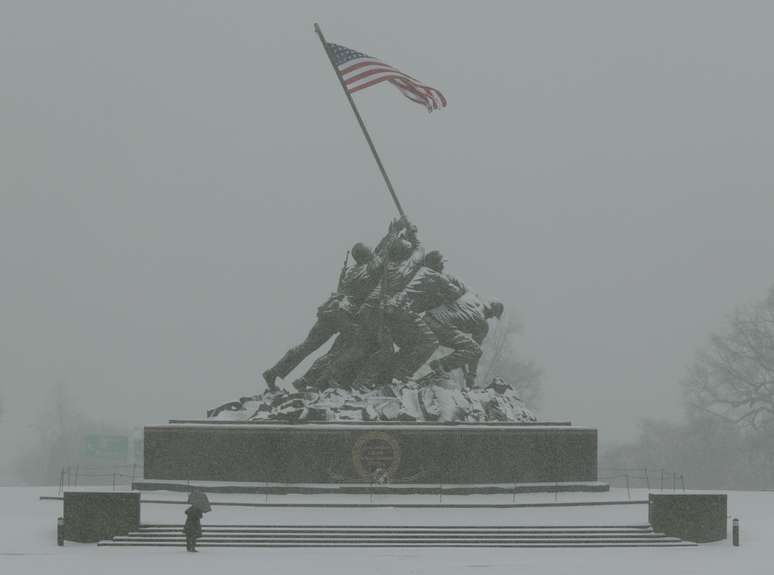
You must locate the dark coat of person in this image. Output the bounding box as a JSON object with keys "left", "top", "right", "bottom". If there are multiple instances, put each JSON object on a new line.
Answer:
{"left": 183, "top": 506, "right": 203, "bottom": 539}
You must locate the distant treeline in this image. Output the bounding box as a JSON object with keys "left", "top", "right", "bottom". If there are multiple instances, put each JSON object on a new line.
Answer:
{"left": 600, "top": 415, "right": 774, "bottom": 490}
{"left": 602, "top": 285, "right": 774, "bottom": 491}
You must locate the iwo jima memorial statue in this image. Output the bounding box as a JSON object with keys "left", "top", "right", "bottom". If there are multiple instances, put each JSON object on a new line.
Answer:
{"left": 140, "top": 25, "right": 602, "bottom": 490}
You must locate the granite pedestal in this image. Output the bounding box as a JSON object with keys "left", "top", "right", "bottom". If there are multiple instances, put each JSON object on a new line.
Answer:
{"left": 144, "top": 422, "right": 598, "bottom": 485}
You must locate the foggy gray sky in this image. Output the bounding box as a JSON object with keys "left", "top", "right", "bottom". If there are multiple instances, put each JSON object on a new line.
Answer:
{"left": 2, "top": 1, "right": 774, "bottom": 470}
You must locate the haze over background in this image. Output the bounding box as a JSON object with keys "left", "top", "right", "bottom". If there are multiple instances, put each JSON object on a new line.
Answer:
{"left": 2, "top": 1, "right": 773, "bottom": 482}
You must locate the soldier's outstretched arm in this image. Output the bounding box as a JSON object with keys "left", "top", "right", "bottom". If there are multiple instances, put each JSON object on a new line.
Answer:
{"left": 446, "top": 273, "right": 467, "bottom": 298}
{"left": 433, "top": 272, "right": 465, "bottom": 304}
{"left": 374, "top": 218, "right": 405, "bottom": 256}
{"left": 444, "top": 274, "right": 468, "bottom": 300}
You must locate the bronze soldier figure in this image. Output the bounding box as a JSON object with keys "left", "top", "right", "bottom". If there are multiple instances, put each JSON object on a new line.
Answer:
{"left": 425, "top": 292, "right": 504, "bottom": 388}
{"left": 261, "top": 294, "right": 356, "bottom": 391}
{"left": 262, "top": 219, "right": 404, "bottom": 391}
{"left": 333, "top": 222, "right": 426, "bottom": 387}
{"left": 384, "top": 250, "right": 466, "bottom": 382}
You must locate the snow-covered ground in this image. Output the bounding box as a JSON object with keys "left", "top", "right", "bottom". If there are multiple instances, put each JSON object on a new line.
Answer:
{"left": 0, "top": 487, "right": 767, "bottom": 574}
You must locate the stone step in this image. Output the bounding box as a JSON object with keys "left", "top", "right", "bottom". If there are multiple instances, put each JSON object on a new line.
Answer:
{"left": 112, "top": 536, "right": 682, "bottom": 543}
{"left": 99, "top": 525, "right": 695, "bottom": 547}
{"left": 132, "top": 531, "right": 658, "bottom": 537}
{"left": 99, "top": 541, "right": 696, "bottom": 548}
{"left": 122, "top": 530, "right": 662, "bottom": 540}
{"left": 136, "top": 525, "right": 653, "bottom": 535}
{"left": 126, "top": 530, "right": 659, "bottom": 537}
{"left": 138, "top": 523, "right": 654, "bottom": 530}
{"left": 98, "top": 523, "right": 697, "bottom": 548}
{"left": 102, "top": 530, "right": 691, "bottom": 540}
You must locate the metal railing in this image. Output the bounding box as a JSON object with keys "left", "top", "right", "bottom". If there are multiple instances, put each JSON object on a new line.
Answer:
{"left": 598, "top": 467, "right": 686, "bottom": 499}
{"left": 57, "top": 463, "right": 143, "bottom": 495}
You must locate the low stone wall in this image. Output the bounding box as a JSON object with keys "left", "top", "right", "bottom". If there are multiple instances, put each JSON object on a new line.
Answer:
{"left": 649, "top": 494, "right": 727, "bottom": 543}
{"left": 63, "top": 491, "right": 140, "bottom": 543}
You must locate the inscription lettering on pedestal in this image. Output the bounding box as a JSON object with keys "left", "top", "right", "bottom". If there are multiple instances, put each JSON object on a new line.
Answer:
{"left": 352, "top": 431, "right": 401, "bottom": 482}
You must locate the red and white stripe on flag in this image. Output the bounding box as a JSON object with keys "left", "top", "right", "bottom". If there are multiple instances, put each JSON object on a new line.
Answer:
{"left": 328, "top": 42, "right": 447, "bottom": 112}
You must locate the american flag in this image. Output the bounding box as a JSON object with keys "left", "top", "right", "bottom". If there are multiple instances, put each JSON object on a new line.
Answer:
{"left": 327, "top": 42, "right": 447, "bottom": 112}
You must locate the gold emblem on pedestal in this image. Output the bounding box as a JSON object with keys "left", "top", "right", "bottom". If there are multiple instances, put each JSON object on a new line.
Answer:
{"left": 351, "top": 431, "right": 401, "bottom": 482}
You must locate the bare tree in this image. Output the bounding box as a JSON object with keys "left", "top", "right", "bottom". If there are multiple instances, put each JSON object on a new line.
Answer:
{"left": 477, "top": 315, "right": 543, "bottom": 407}
{"left": 683, "top": 286, "right": 774, "bottom": 430}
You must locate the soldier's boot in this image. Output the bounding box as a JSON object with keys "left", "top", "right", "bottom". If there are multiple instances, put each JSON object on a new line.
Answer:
{"left": 262, "top": 369, "right": 278, "bottom": 392}
{"left": 429, "top": 359, "right": 446, "bottom": 374}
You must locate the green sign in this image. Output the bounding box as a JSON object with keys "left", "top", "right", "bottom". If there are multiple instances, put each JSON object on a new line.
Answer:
{"left": 82, "top": 434, "right": 129, "bottom": 460}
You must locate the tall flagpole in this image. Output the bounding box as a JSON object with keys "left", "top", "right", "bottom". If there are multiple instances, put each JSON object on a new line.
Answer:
{"left": 314, "top": 23, "right": 406, "bottom": 219}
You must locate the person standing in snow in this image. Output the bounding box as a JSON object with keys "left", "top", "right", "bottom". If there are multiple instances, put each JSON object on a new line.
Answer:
{"left": 183, "top": 505, "right": 203, "bottom": 552}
